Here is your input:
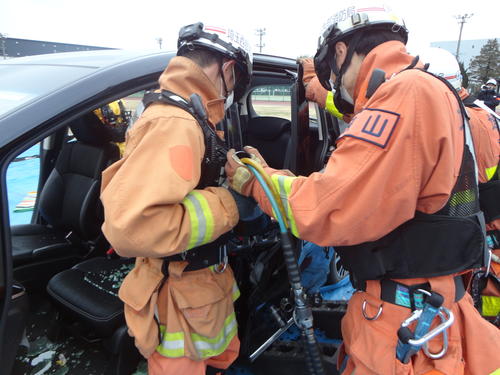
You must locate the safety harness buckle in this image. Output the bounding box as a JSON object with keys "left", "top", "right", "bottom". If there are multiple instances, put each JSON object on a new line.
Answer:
{"left": 396, "top": 289, "right": 454, "bottom": 363}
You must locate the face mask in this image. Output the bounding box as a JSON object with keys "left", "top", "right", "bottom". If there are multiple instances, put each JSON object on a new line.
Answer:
{"left": 340, "top": 85, "right": 354, "bottom": 105}
{"left": 332, "top": 76, "right": 355, "bottom": 115}
{"left": 224, "top": 91, "right": 234, "bottom": 110}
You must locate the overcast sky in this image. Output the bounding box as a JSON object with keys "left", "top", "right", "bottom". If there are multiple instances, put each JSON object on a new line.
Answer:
{"left": 1, "top": 0, "right": 499, "bottom": 58}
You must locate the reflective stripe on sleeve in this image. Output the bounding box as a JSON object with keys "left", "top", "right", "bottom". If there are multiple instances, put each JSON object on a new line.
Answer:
{"left": 182, "top": 191, "right": 215, "bottom": 250}
{"left": 325, "top": 91, "right": 343, "bottom": 120}
{"left": 271, "top": 174, "right": 299, "bottom": 237}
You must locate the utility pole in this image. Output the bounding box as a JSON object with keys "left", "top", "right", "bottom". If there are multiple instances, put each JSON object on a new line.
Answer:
{"left": 0, "top": 33, "right": 7, "bottom": 59}
{"left": 156, "top": 37, "right": 163, "bottom": 50}
{"left": 454, "top": 14, "right": 473, "bottom": 60}
{"left": 255, "top": 28, "right": 266, "bottom": 53}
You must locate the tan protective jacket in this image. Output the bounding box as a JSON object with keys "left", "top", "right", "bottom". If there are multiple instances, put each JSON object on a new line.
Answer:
{"left": 101, "top": 56, "right": 239, "bottom": 360}
{"left": 250, "top": 41, "right": 500, "bottom": 374}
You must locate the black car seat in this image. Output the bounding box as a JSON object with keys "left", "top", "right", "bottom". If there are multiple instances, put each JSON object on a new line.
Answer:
{"left": 47, "top": 256, "right": 139, "bottom": 374}
{"left": 245, "top": 116, "right": 291, "bottom": 169}
{"left": 11, "top": 113, "right": 120, "bottom": 286}
{"left": 44, "top": 113, "right": 140, "bottom": 373}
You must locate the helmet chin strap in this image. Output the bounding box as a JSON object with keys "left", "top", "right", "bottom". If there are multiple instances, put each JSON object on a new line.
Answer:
{"left": 332, "top": 31, "right": 364, "bottom": 114}
{"left": 219, "top": 62, "right": 236, "bottom": 99}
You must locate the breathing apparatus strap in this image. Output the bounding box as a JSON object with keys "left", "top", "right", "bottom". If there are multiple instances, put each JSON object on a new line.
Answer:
{"left": 142, "top": 89, "right": 228, "bottom": 188}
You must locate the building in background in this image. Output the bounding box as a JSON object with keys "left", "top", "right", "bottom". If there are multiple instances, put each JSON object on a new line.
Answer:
{"left": 431, "top": 38, "right": 500, "bottom": 69}
{"left": 0, "top": 36, "right": 114, "bottom": 59}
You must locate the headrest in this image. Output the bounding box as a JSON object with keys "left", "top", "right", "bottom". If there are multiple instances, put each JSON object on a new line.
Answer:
{"left": 247, "top": 117, "right": 291, "bottom": 141}
{"left": 68, "top": 112, "right": 113, "bottom": 146}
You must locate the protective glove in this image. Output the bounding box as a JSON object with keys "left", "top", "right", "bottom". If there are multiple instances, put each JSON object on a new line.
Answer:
{"left": 306, "top": 77, "right": 329, "bottom": 109}
{"left": 300, "top": 58, "right": 316, "bottom": 86}
{"left": 225, "top": 146, "right": 268, "bottom": 196}
{"left": 228, "top": 189, "right": 265, "bottom": 222}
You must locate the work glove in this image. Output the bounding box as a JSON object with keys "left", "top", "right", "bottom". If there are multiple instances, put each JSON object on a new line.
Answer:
{"left": 299, "top": 58, "right": 329, "bottom": 109}
{"left": 225, "top": 146, "right": 268, "bottom": 196}
{"left": 300, "top": 58, "right": 316, "bottom": 86}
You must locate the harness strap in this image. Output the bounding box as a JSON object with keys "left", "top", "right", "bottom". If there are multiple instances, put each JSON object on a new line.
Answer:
{"left": 363, "top": 276, "right": 465, "bottom": 310}
{"left": 161, "top": 234, "right": 230, "bottom": 277}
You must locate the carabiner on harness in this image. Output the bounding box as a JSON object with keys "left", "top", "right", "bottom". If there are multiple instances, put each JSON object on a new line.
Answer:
{"left": 396, "top": 289, "right": 454, "bottom": 364}
{"left": 422, "top": 308, "right": 452, "bottom": 359}
{"left": 362, "top": 300, "right": 383, "bottom": 321}
{"left": 214, "top": 245, "right": 228, "bottom": 274}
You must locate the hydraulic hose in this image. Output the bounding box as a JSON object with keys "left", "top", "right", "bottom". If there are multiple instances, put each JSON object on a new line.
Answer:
{"left": 240, "top": 157, "right": 288, "bottom": 229}
{"left": 241, "top": 159, "right": 326, "bottom": 375}
{"left": 246, "top": 164, "right": 287, "bottom": 233}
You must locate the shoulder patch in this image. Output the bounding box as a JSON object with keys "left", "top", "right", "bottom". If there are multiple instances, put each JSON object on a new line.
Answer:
{"left": 343, "top": 108, "right": 400, "bottom": 148}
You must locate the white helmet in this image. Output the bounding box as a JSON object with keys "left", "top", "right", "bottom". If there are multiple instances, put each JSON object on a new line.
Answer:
{"left": 486, "top": 78, "right": 497, "bottom": 86}
{"left": 314, "top": 4, "right": 408, "bottom": 113}
{"left": 177, "top": 22, "right": 253, "bottom": 100}
{"left": 419, "top": 47, "right": 462, "bottom": 91}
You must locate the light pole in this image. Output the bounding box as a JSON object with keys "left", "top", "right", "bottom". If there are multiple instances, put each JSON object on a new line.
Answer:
{"left": 455, "top": 14, "right": 473, "bottom": 60}
{"left": 255, "top": 28, "right": 266, "bottom": 53}
{"left": 156, "top": 37, "right": 163, "bottom": 50}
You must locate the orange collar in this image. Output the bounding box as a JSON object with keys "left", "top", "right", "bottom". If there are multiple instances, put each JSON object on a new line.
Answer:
{"left": 158, "top": 56, "right": 225, "bottom": 126}
{"left": 353, "top": 41, "right": 422, "bottom": 114}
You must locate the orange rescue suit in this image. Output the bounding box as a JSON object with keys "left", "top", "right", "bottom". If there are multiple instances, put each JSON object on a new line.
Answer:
{"left": 101, "top": 57, "right": 240, "bottom": 362}
{"left": 249, "top": 41, "right": 500, "bottom": 374}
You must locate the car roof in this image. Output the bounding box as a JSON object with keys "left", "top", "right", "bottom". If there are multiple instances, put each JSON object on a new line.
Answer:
{"left": 1, "top": 49, "right": 296, "bottom": 70}
{"left": 0, "top": 50, "right": 296, "bottom": 149}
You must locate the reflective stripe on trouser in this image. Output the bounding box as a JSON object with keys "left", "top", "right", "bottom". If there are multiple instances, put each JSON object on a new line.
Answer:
{"left": 182, "top": 191, "right": 215, "bottom": 250}
{"left": 156, "top": 283, "right": 240, "bottom": 359}
{"left": 157, "top": 312, "right": 238, "bottom": 359}
{"left": 271, "top": 174, "right": 299, "bottom": 237}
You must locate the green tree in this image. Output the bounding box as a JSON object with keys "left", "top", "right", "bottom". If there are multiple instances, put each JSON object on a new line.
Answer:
{"left": 468, "top": 38, "right": 500, "bottom": 92}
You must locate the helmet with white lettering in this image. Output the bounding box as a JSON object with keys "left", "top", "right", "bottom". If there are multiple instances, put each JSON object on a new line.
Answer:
{"left": 419, "top": 47, "right": 462, "bottom": 91}
{"left": 314, "top": 3, "right": 408, "bottom": 91}
{"left": 177, "top": 22, "right": 253, "bottom": 101}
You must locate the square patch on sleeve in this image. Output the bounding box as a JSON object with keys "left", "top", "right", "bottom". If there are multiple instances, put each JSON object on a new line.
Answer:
{"left": 343, "top": 108, "right": 400, "bottom": 148}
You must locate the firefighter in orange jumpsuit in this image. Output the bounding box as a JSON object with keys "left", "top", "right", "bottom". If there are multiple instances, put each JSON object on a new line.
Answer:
{"left": 305, "top": 44, "right": 500, "bottom": 325}
{"left": 419, "top": 46, "right": 500, "bottom": 326}
{"left": 226, "top": 4, "right": 500, "bottom": 375}
{"left": 101, "top": 23, "right": 254, "bottom": 375}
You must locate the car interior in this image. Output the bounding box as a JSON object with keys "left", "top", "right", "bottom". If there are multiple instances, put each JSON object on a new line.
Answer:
{"left": 3, "top": 63, "right": 346, "bottom": 375}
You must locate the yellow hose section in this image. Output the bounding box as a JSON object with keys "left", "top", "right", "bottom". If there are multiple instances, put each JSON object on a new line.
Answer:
{"left": 240, "top": 157, "right": 289, "bottom": 229}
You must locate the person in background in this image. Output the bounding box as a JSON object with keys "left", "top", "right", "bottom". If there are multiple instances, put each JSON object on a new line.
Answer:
{"left": 477, "top": 78, "right": 499, "bottom": 112}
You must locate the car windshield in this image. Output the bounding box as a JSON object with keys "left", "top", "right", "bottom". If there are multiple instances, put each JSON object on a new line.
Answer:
{"left": 0, "top": 64, "right": 96, "bottom": 117}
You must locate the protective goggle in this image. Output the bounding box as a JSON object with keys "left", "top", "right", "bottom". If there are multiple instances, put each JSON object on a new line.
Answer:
{"left": 313, "top": 25, "right": 342, "bottom": 91}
